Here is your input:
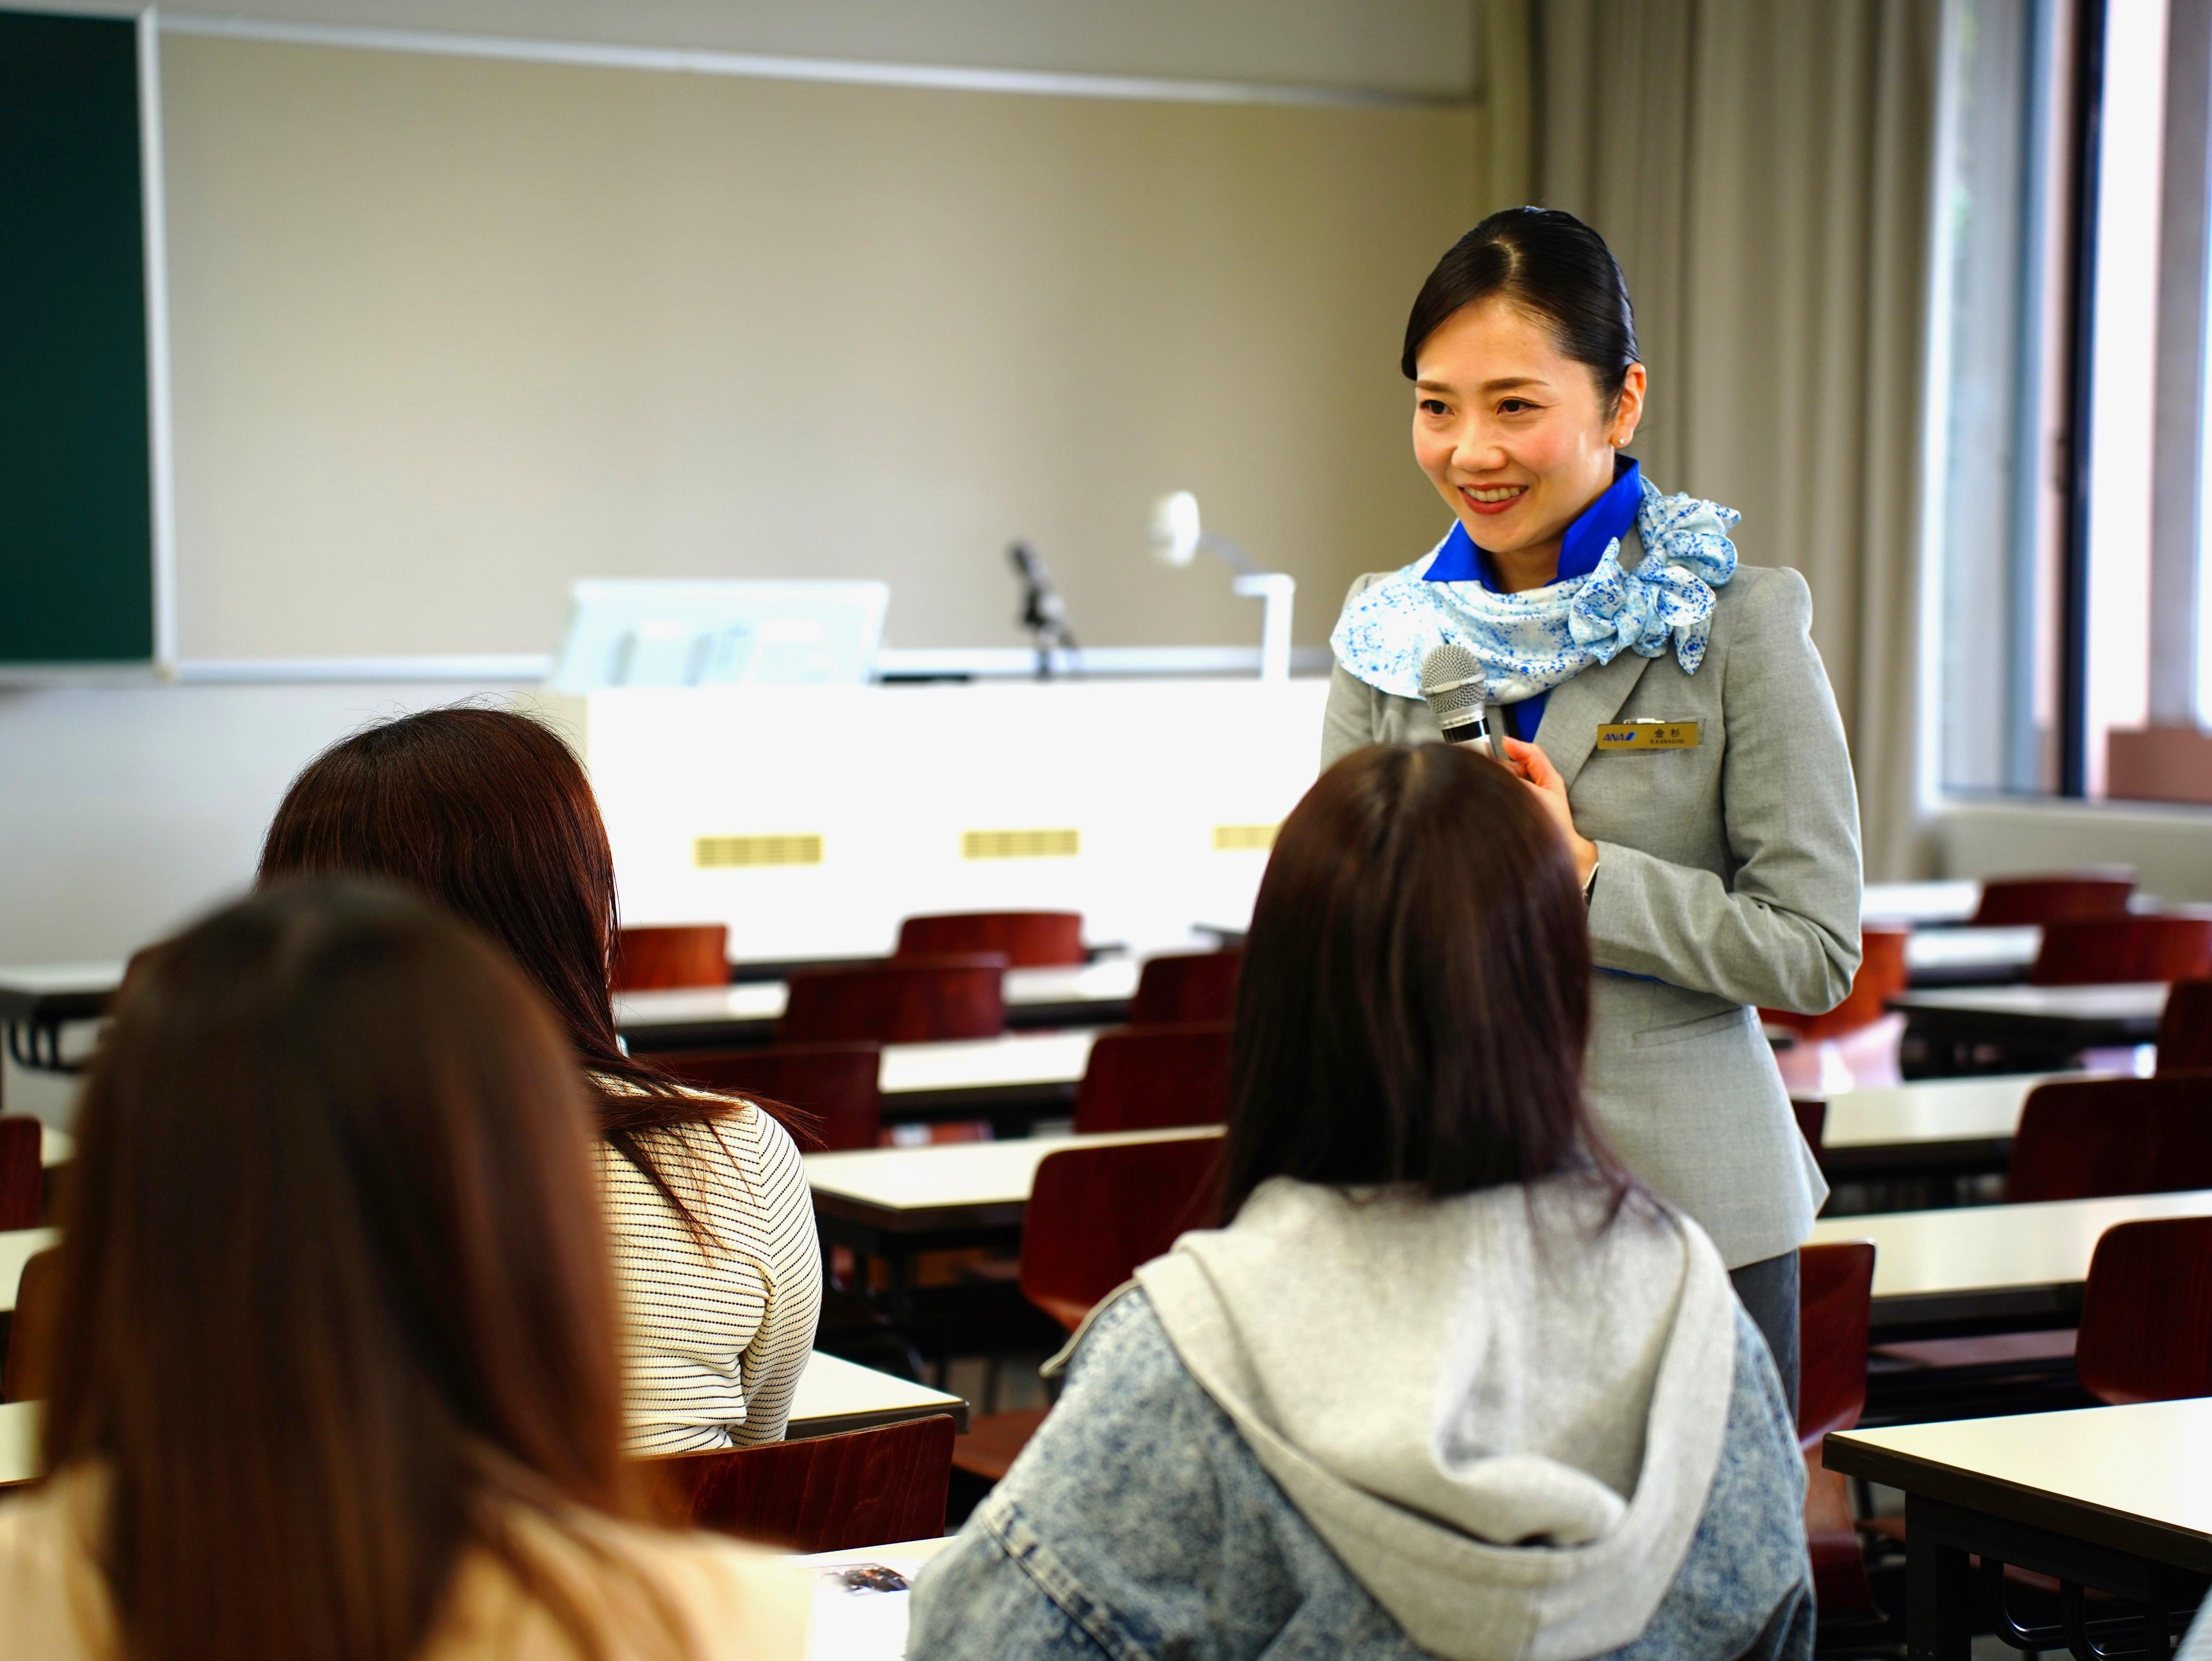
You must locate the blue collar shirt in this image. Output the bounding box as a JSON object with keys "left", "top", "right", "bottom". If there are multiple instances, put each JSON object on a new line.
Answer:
{"left": 1421, "top": 456, "right": 1642, "bottom": 741}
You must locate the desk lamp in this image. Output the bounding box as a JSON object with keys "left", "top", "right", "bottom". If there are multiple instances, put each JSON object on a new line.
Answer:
{"left": 1146, "top": 492, "right": 1294, "bottom": 682}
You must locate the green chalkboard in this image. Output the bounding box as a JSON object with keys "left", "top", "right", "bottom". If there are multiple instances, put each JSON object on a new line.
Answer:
{"left": 0, "top": 10, "right": 154, "bottom": 666}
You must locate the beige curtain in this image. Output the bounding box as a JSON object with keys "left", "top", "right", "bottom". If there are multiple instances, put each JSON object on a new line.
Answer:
{"left": 1526, "top": 0, "right": 1943, "bottom": 879}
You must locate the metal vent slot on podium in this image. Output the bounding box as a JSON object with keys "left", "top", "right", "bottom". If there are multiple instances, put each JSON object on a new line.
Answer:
{"left": 962, "top": 829, "right": 1080, "bottom": 861}
{"left": 695, "top": 835, "right": 826, "bottom": 869}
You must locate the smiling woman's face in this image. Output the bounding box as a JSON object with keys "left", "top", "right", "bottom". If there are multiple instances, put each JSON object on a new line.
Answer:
{"left": 1411, "top": 297, "right": 1645, "bottom": 588}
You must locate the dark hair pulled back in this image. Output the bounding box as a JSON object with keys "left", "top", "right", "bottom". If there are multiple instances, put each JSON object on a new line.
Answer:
{"left": 1401, "top": 207, "right": 1640, "bottom": 412}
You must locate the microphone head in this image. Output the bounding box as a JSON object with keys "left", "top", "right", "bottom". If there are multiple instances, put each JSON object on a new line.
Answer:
{"left": 1419, "top": 643, "right": 1490, "bottom": 730}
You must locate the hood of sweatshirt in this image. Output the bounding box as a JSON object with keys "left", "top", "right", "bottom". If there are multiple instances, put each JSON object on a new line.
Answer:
{"left": 1129, "top": 1174, "right": 1739, "bottom": 1661}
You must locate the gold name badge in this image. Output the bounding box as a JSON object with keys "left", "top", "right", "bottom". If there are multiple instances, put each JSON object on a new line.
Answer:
{"left": 1596, "top": 720, "right": 1701, "bottom": 751}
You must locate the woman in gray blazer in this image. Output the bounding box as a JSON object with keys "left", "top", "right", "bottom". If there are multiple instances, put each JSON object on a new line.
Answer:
{"left": 1321, "top": 208, "right": 1861, "bottom": 1405}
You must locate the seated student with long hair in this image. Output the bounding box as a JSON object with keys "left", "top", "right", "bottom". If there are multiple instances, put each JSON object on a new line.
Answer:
{"left": 0, "top": 881, "right": 807, "bottom": 1660}
{"left": 908, "top": 743, "right": 1812, "bottom": 1661}
{"left": 257, "top": 708, "right": 819, "bottom": 1454}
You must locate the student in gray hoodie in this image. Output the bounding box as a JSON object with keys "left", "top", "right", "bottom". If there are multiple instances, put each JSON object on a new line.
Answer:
{"left": 906, "top": 742, "right": 1813, "bottom": 1661}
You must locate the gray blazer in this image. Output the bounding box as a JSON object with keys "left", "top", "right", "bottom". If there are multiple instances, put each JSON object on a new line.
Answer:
{"left": 1321, "top": 533, "right": 1859, "bottom": 1267}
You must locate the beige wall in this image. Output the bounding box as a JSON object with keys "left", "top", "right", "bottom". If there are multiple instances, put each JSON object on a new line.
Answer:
{"left": 162, "top": 35, "right": 1483, "bottom": 658}
{"left": 36, "top": 0, "right": 1481, "bottom": 98}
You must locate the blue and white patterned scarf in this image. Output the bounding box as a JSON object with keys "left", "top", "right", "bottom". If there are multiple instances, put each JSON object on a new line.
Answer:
{"left": 1329, "top": 478, "right": 1741, "bottom": 702}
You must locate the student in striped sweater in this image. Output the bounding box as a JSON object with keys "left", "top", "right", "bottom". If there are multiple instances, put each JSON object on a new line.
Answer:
{"left": 258, "top": 707, "right": 820, "bottom": 1454}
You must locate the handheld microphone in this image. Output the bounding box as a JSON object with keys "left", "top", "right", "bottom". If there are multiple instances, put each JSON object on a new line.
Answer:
{"left": 1419, "top": 644, "right": 1507, "bottom": 763}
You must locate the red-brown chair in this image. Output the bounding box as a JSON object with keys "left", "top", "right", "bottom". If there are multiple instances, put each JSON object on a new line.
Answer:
{"left": 1760, "top": 926, "right": 1910, "bottom": 1042}
{"left": 613, "top": 925, "right": 730, "bottom": 992}
{"left": 1972, "top": 872, "right": 2135, "bottom": 927}
{"left": 2075, "top": 1217, "right": 2212, "bottom": 1404}
{"left": 1798, "top": 1242, "right": 1882, "bottom": 1646}
{"left": 896, "top": 913, "right": 1085, "bottom": 968}
{"left": 640, "top": 1414, "right": 955, "bottom": 1551}
{"left": 952, "top": 1137, "right": 1223, "bottom": 1492}
{"left": 0, "top": 1118, "right": 41, "bottom": 1232}
{"left": 655, "top": 1042, "right": 882, "bottom": 1151}
{"left": 1800, "top": 1240, "right": 1875, "bottom": 1454}
{"left": 2006, "top": 1073, "right": 2212, "bottom": 1203}
{"left": 781, "top": 955, "right": 1007, "bottom": 1044}
{"left": 3, "top": 1245, "right": 59, "bottom": 1406}
{"left": 1021, "top": 1137, "right": 1222, "bottom": 1330}
{"left": 1128, "top": 950, "right": 1242, "bottom": 1026}
{"left": 1071, "top": 1024, "right": 1233, "bottom": 1135}
{"left": 1790, "top": 1099, "right": 1828, "bottom": 1169}
{"left": 2160, "top": 980, "right": 2212, "bottom": 1072}
{"left": 2029, "top": 915, "right": 2212, "bottom": 986}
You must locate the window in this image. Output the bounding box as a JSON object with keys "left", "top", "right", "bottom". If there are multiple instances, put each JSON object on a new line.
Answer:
{"left": 1933, "top": 0, "right": 2071, "bottom": 797}
{"left": 1935, "top": 0, "right": 2212, "bottom": 804}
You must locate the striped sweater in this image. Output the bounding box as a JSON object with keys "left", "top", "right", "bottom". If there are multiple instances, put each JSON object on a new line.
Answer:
{"left": 595, "top": 1100, "right": 821, "bottom": 1455}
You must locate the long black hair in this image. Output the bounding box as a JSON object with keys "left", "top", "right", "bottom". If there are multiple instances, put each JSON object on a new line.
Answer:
{"left": 1402, "top": 207, "right": 1640, "bottom": 414}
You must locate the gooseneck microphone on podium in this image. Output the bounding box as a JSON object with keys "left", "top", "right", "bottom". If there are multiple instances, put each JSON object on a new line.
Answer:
{"left": 1419, "top": 644, "right": 1507, "bottom": 763}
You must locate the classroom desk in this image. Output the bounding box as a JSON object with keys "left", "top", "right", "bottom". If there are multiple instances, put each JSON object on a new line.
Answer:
{"left": 783, "top": 1350, "right": 968, "bottom": 1439}
{"left": 0, "top": 1227, "right": 59, "bottom": 1315}
{"left": 872, "top": 1031, "right": 1097, "bottom": 1136}
{"left": 1864, "top": 879, "right": 1984, "bottom": 926}
{"left": 615, "top": 959, "right": 1141, "bottom": 1053}
{"left": 0, "top": 1400, "right": 32, "bottom": 1490}
{"left": 0, "top": 1351, "right": 965, "bottom": 1489}
{"left": 1805, "top": 1189, "right": 2212, "bottom": 1341}
{"left": 1893, "top": 982, "right": 2168, "bottom": 1073}
{"left": 1903, "top": 926, "right": 2041, "bottom": 987}
{"left": 1813, "top": 1072, "right": 2062, "bottom": 1181}
{"left": 800, "top": 1536, "right": 957, "bottom": 1661}
{"left": 807, "top": 1124, "right": 1223, "bottom": 1275}
{"left": 1824, "top": 1402, "right": 2212, "bottom": 1658}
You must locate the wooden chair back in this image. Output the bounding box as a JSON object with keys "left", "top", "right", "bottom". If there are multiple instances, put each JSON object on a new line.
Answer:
{"left": 613, "top": 925, "right": 729, "bottom": 992}
{"left": 2161, "top": 980, "right": 2212, "bottom": 1072}
{"left": 1972, "top": 872, "right": 2136, "bottom": 927}
{"left": 1072, "top": 1024, "right": 1233, "bottom": 1135}
{"left": 895, "top": 912, "right": 1085, "bottom": 968}
{"left": 2029, "top": 915, "right": 2212, "bottom": 986}
{"left": 1789, "top": 1100, "right": 1827, "bottom": 1166}
{"left": 0, "top": 1118, "right": 41, "bottom": 1232}
{"left": 639, "top": 1414, "right": 955, "bottom": 1550}
{"left": 654, "top": 1043, "right": 882, "bottom": 1151}
{"left": 1760, "top": 926, "right": 1909, "bottom": 1041}
{"left": 1797, "top": 1240, "right": 1874, "bottom": 1453}
{"left": 2007, "top": 1073, "right": 2212, "bottom": 1203}
{"left": 1798, "top": 1240, "right": 1882, "bottom": 1628}
{"left": 4, "top": 1245, "right": 59, "bottom": 1403}
{"left": 1128, "top": 949, "right": 1243, "bottom": 1026}
{"left": 780, "top": 955, "right": 1007, "bottom": 1044}
{"left": 1020, "top": 1137, "right": 1221, "bottom": 1330}
{"left": 2077, "top": 1217, "right": 2212, "bottom": 1404}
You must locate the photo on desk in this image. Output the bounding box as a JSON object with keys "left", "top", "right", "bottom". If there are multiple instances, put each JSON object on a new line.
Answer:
{"left": 810, "top": 1557, "right": 931, "bottom": 1659}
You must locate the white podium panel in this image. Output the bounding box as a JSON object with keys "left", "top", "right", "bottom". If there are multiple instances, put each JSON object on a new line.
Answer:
{"left": 577, "top": 679, "right": 1332, "bottom": 962}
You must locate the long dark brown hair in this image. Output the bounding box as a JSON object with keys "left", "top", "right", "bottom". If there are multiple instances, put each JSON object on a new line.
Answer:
{"left": 1220, "top": 742, "right": 1624, "bottom": 1220}
{"left": 257, "top": 706, "right": 776, "bottom": 1220}
{"left": 44, "top": 880, "right": 682, "bottom": 1661}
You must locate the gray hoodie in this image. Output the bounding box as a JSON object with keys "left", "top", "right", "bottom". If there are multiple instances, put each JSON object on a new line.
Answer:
{"left": 908, "top": 1173, "right": 1809, "bottom": 1661}
{"left": 1134, "top": 1178, "right": 1740, "bottom": 1661}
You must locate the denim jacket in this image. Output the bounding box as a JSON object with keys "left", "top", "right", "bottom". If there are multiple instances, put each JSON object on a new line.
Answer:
{"left": 906, "top": 1289, "right": 1812, "bottom": 1661}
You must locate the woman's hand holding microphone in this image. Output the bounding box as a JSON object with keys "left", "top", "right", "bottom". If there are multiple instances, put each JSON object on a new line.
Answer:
{"left": 1498, "top": 738, "right": 1599, "bottom": 887}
